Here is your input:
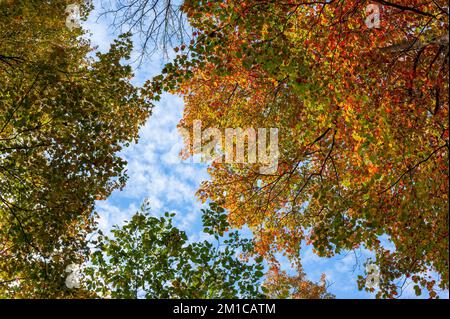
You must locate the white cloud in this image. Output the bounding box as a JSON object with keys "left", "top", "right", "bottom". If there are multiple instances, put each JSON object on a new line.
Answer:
{"left": 95, "top": 92, "right": 208, "bottom": 237}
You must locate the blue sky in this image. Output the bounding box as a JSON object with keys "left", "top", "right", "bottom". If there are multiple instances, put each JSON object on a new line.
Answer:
{"left": 82, "top": 1, "right": 447, "bottom": 299}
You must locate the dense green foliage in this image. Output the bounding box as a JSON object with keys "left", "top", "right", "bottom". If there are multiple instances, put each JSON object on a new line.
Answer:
{"left": 84, "top": 202, "right": 265, "bottom": 298}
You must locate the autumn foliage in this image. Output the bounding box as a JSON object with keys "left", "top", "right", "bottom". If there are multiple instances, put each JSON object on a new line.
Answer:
{"left": 0, "top": 1, "right": 150, "bottom": 297}
{"left": 149, "top": 0, "right": 449, "bottom": 298}
{"left": 0, "top": 0, "right": 448, "bottom": 299}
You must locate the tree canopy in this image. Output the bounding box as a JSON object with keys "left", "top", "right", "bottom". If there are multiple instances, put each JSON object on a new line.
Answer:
{"left": 0, "top": 0, "right": 448, "bottom": 299}
{"left": 148, "top": 0, "right": 449, "bottom": 298}
{"left": 83, "top": 201, "right": 333, "bottom": 299}
{"left": 0, "top": 0, "right": 151, "bottom": 297}
{"left": 84, "top": 202, "right": 264, "bottom": 298}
